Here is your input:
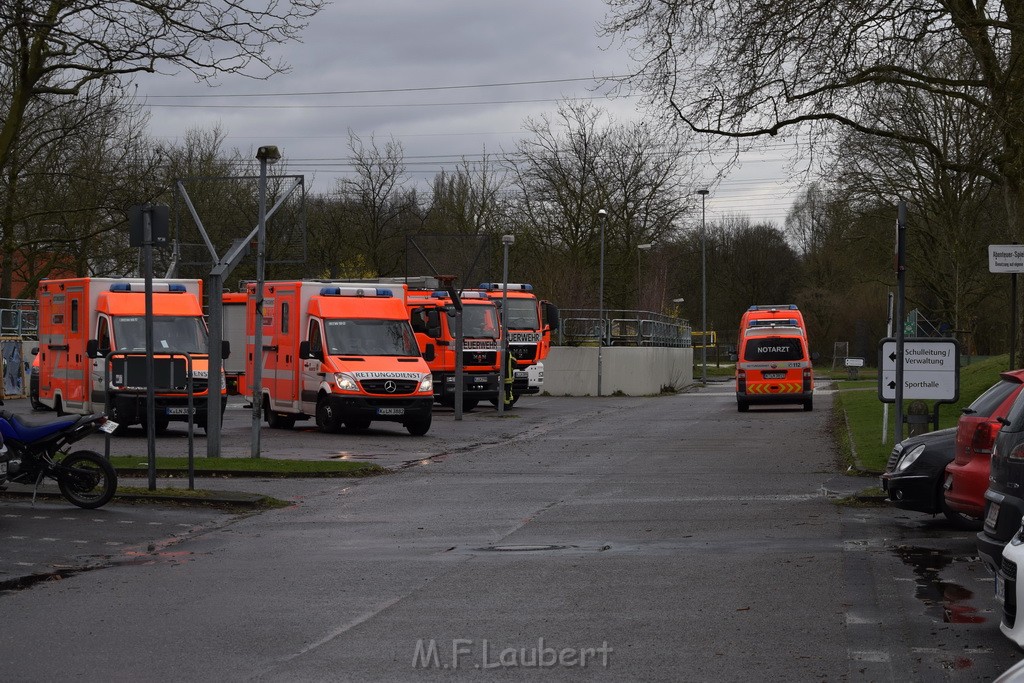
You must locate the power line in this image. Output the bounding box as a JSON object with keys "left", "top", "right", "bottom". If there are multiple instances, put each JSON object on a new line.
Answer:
{"left": 140, "top": 75, "right": 620, "bottom": 99}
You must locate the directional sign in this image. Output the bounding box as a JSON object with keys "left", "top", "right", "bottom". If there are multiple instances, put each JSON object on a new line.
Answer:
{"left": 989, "top": 244, "right": 1024, "bottom": 273}
{"left": 878, "top": 337, "right": 960, "bottom": 403}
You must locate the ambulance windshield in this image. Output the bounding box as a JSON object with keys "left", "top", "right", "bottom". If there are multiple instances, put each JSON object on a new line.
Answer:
{"left": 500, "top": 298, "right": 539, "bottom": 330}
{"left": 324, "top": 319, "right": 419, "bottom": 356}
{"left": 113, "top": 316, "right": 208, "bottom": 354}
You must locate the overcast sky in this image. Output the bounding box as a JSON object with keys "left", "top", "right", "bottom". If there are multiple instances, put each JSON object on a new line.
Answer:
{"left": 135, "top": 0, "right": 803, "bottom": 224}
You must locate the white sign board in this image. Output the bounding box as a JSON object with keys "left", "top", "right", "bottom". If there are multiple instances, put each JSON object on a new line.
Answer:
{"left": 878, "top": 338, "right": 959, "bottom": 402}
{"left": 989, "top": 244, "right": 1024, "bottom": 273}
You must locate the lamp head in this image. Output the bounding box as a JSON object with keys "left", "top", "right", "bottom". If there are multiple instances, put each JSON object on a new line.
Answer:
{"left": 597, "top": 208, "right": 607, "bottom": 217}
{"left": 502, "top": 234, "right": 515, "bottom": 246}
{"left": 696, "top": 189, "right": 709, "bottom": 196}
{"left": 256, "top": 145, "right": 281, "bottom": 164}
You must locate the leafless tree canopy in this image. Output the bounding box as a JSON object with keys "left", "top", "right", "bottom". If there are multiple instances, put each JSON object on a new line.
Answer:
{"left": 601, "top": 0, "right": 1024, "bottom": 234}
{"left": 0, "top": 0, "right": 325, "bottom": 174}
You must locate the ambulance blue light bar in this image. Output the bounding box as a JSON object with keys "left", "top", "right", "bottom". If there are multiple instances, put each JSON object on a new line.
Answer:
{"left": 479, "top": 282, "right": 533, "bottom": 292}
{"left": 747, "top": 304, "right": 798, "bottom": 311}
{"left": 430, "top": 290, "right": 487, "bottom": 299}
{"left": 319, "top": 287, "right": 392, "bottom": 297}
{"left": 109, "top": 283, "right": 187, "bottom": 293}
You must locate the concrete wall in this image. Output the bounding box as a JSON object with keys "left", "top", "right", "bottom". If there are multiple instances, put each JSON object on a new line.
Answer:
{"left": 543, "top": 346, "right": 694, "bottom": 396}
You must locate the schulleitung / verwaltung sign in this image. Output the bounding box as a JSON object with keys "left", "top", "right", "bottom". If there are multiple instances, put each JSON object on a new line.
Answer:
{"left": 989, "top": 244, "right": 1024, "bottom": 273}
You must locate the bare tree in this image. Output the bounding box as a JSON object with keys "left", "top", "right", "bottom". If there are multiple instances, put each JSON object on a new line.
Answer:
{"left": 600, "top": 3, "right": 1024, "bottom": 236}
{"left": 335, "top": 131, "right": 420, "bottom": 276}
{"left": 0, "top": 83, "right": 161, "bottom": 296}
{"left": 507, "top": 100, "right": 692, "bottom": 309}
{"left": 0, "top": 0, "right": 324, "bottom": 185}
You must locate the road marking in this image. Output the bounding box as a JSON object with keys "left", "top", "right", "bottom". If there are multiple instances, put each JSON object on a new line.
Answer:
{"left": 849, "top": 650, "right": 891, "bottom": 662}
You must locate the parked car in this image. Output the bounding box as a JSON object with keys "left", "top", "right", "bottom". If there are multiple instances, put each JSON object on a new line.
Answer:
{"left": 880, "top": 427, "right": 969, "bottom": 525}
{"left": 945, "top": 370, "right": 1024, "bottom": 521}
{"left": 978, "top": 387, "right": 1024, "bottom": 580}
{"left": 996, "top": 519, "right": 1024, "bottom": 647}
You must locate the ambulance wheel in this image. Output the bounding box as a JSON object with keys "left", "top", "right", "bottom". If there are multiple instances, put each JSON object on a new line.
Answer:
{"left": 406, "top": 414, "right": 431, "bottom": 436}
{"left": 264, "top": 397, "right": 295, "bottom": 429}
{"left": 803, "top": 399, "right": 813, "bottom": 412}
{"left": 54, "top": 396, "right": 65, "bottom": 416}
{"left": 316, "top": 396, "right": 341, "bottom": 433}
{"left": 345, "top": 419, "right": 371, "bottom": 431}
{"left": 737, "top": 400, "right": 749, "bottom": 413}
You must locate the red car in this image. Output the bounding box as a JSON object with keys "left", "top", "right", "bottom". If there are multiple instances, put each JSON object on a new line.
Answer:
{"left": 944, "top": 369, "right": 1024, "bottom": 522}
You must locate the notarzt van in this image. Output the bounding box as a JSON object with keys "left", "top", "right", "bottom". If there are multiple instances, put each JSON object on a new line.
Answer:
{"left": 735, "top": 324, "right": 813, "bottom": 412}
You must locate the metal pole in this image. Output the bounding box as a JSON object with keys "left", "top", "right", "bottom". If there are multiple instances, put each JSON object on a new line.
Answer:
{"left": 498, "top": 235, "right": 513, "bottom": 414}
{"left": 143, "top": 206, "right": 157, "bottom": 491}
{"left": 895, "top": 201, "right": 907, "bottom": 443}
{"left": 1012, "top": 272, "right": 1018, "bottom": 370}
{"left": 698, "top": 190, "right": 709, "bottom": 385}
{"left": 250, "top": 156, "right": 269, "bottom": 459}
{"left": 597, "top": 209, "right": 607, "bottom": 397}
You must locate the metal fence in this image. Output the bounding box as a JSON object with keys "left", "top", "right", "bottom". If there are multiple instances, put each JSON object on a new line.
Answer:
{"left": 557, "top": 309, "right": 692, "bottom": 348}
{"left": 0, "top": 299, "right": 39, "bottom": 399}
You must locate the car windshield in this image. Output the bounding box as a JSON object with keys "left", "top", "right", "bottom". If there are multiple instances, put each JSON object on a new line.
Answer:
{"left": 112, "top": 316, "right": 208, "bottom": 354}
{"left": 500, "top": 298, "right": 540, "bottom": 330}
{"left": 743, "top": 337, "right": 804, "bottom": 362}
{"left": 324, "top": 319, "right": 419, "bottom": 356}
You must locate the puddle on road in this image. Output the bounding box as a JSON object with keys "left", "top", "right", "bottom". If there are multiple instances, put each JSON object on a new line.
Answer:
{"left": 893, "top": 545, "right": 986, "bottom": 624}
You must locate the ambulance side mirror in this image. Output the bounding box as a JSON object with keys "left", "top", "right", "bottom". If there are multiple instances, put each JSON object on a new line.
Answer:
{"left": 86, "top": 339, "right": 103, "bottom": 358}
{"left": 423, "top": 344, "right": 436, "bottom": 362}
{"left": 222, "top": 340, "right": 231, "bottom": 359}
{"left": 299, "top": 341, "right": 322, "bottom": 361}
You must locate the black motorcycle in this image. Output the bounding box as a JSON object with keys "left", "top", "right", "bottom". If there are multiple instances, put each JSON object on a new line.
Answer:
{"left": 0, "top": 410, "right": 118, "bottom": 509}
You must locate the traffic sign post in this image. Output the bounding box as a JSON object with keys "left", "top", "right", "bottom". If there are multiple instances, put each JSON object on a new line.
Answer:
{"left": 989, "top": 244, "right": 1023, "bottom": 369}
{"left": 878, "top": 337, "right": 959, "bottom": 402}
{"left": 878, "top": 337, "right": 959, "bottom": 435}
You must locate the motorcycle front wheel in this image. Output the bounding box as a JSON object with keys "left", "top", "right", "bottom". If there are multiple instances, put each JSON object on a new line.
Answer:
{"left": 57, "top": 450, "right": 117, "bottom": 509}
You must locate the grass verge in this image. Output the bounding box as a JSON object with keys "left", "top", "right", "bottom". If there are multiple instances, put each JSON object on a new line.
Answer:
{"left": 833, "top": 353, "right": 1010, "bottom": 473}
{"left": 108, "top": 456, "right": 387, "bottom": 477}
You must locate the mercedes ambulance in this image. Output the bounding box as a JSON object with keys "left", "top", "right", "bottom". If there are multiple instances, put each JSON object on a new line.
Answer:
{"left": 248, "top": 281, "right": 435, "bottom": 435}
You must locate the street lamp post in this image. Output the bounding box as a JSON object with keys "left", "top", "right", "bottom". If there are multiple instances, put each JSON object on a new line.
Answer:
{"left": 637, "top": 243, "right": 653, "bottom": 313}
{"left": 597, "top": 208, "right": 607, "bottom": 397}
{"left": 250, "top": 144, "right": 281, "bottom": 459}
{"left": 497, "top": 234, "right": 514, "bottom": 415}
{"left": 697, "top": 189, "right": 709, "bottom": 385}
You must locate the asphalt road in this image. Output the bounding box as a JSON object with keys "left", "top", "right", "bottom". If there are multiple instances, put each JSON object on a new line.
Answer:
{"left": 0, "top": 383, "right": 1020, "bottom": 681}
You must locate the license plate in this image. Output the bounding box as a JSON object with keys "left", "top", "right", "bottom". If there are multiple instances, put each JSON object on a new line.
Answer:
{"left": 996, "top": 574, "right": 1006, "bottom": 603}
{"left": 474, "top": 376, "right": 488, "bottom": 383}
{"left": 377, "top": 407, "right": 404, "bottom": 416}
{"left": 986, "top": 502, "right": 1001, "bottom": 528}
{"left": 166, "top": 407, "right": 195, "bottom": 416}
{"left": 763, "top": 372, "right": 786, "bottom": 379}
{"left": 98, "top": 419, "right": 119, "bottom": 434}
{"left": 944, "top": 474, "right": 953, "bottom": 491}
{"left": 514, "top": 371, "right": 528, "bottom": 379}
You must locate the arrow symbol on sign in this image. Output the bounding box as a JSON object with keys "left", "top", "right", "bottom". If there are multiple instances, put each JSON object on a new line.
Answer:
{"left": 889, "top": 352, "right": 897, "bottom": 362}
{"left": 888, "top": 381, "right": 896, "bottom": 390}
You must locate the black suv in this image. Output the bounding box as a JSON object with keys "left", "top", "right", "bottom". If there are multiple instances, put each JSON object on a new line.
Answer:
{"left": 977, "top": 387, "right": 1024, "bottom": 577}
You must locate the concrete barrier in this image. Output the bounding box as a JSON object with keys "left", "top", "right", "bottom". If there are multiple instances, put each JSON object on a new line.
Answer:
{"left": 542, "top": 346, "right": 694, "bottom": 396}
